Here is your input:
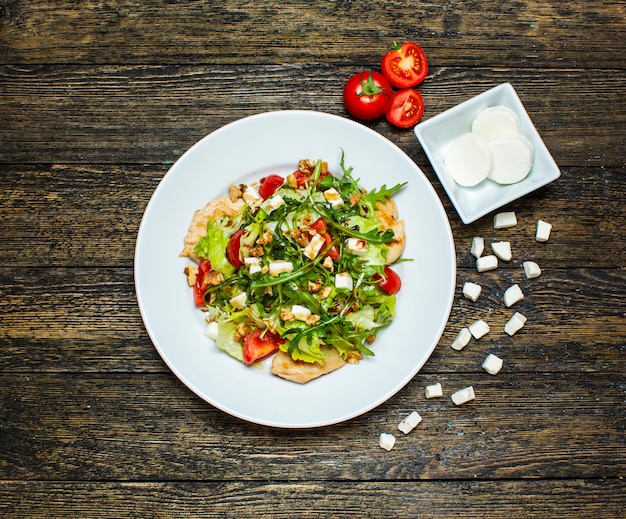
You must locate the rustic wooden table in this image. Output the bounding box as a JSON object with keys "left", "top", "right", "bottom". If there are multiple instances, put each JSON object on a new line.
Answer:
{"left": 1, "top": 1, "right": 625, "bottom": 517}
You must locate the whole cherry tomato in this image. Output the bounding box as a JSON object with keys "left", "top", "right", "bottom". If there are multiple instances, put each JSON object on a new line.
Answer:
{"left": 381, "top": 41, "right": 428, "bottom": 89}
{"left": 343, "top": 70, "right": 393, "bottom": 120}
{"left": 386, "top": 88, "right": 424, "bottom": 129}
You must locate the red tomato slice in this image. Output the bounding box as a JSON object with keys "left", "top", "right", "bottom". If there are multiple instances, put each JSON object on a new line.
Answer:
{"left": 193, "top": 259, "right": 212, "bottom": 306}
{"left": 343, "top": 70, "right": 393, "bottom": 121}
{"left": 386, "top": 89, "right": 424, "bottom": 129}
{"left": 309, "top": 217, "right": 340, "bottom": 259}
{"left": 259, "top": 174, "right": 284, "bottom": 200}
{"left": 242, "top": 329, "right": 285, "bottom": 365}
{"left": 381, "top": 41, "right": 428, "bottom": 89}
{"left": 226, "top": 229, "right": 244, "bottom": 269}
{"left": 374, "top": 266, "right": 401, "bottom": 295}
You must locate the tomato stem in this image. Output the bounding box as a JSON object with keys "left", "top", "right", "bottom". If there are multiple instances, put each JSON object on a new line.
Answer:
{"left": 358, "top": 72, "right": 390, "bottom": 99}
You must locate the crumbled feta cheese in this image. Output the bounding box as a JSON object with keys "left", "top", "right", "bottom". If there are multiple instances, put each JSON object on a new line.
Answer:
{"left": 269, "top": 260, "right": 293, "bottom": 277}
{"left": 503, "top": 284, "right": 524, "bottom": 307}
{"left": 470, "top": 236, "right": 484, "bottom": 258}
{"left": 491, "top": 241, "right": 512, "bottom": 261}
{"left": 244, "top": 257, "right": 262, "bottom": 274}
{"left": 522, "top": 260, "right": 542, "bottom": 279}
{"left": 323, "top": 187, "right": 345, "bottom": 209}
{"left": 229, "top": 292, "right": 247, "bottom": 309}
{"left": 493, "top": 211, "right": 517, "bottom": 229}
{"left": 482, "top": 353, "right": 503, "bottom": 375}
{"left": 242, "top": 185, "right": 262, "bottom": 204}
{"left": 302, "top": 233, "right": 325, "bottom": 260}
{"left": 451, "top": 327, "right": 472, "bottom": 350}
{"left": 204, "top": 321, "right": 219, "bottom": 341}
{"left": 504, "top": 311, "right": 527, "bottom": 336}
{"left": 291, "top": 304, "right": 312, "bottom": 322}
{"left": 379, "top": 432, "right": 396, "bottom": 451}
{"left": 398, "top": 411, "right": 422, "bottom": 434}
{"left": 346, "top": 238, "right": 367, "bottom": 256}
{"left": 476, "top": 255, "right": 498, "bottom": 272}
{"left": 425, "top": 382, "right": 443, "bottom": 399}
{"left": 451, "top": 386, "right": 475, "bottom": 405}
{"left": 469, "top": 319, "right": 490, "bottom": 339}
{"left": 261, "top": 194, "right": 285, "bottom": 214}
{"left": 536, "top": 219, "right": 552, "bottom": 242}
{"left": 335, "top": 272, "right": 354, "bottom": 291}
{"left": 463, "top": 281, "right": 482, "bottom": 302}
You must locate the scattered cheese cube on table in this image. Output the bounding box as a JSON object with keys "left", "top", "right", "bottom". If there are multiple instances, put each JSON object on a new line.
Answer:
{"left": 379, "top": 432, "right": 396, "bottom": 451}
{"left": 476, "top": 255, "right": 498, "bottom": 272}
{"left": 425, "top": 382, "right": 443, "bottom": 399}
{"left": 469, "top": 319, "right": 490, "bottom": 339}
{"left": 482, "top": 353, "right": 504, "bottom": 375}
{"left": 451, "top": 386, "right": 475, "bottom": 406}
{"left": 504, "top": 312, "right": 527, "bottom": 336}
{"left": 471, "top": 236, "right": 485, "bottom": 258}
{"left": 493, "top": 211, "right": 517, "bottom": 229}
{"left": 491, "top": 241, "right": 512, "bottom": 261}
{"left": 451, "top": 327, "right": 472, "bottom": 350}
{"left": 463, "top": 282, "right": 482, "bottom": 302}
{"left": 523, "top": 260, "right": 542, "bottom": 279}
{"left": 536, "top": 219, "right": 552, "bottom": 242}
{"left": 503, "top": 284, "right": 524, "bottom": 307}
{"left": 398, "top": 411, "right": 423, "bottom": 434}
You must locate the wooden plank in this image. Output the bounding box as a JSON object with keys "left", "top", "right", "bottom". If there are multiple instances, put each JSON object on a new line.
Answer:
{"left": 0, "top": 265, "right": 623, "bottom": 373}
{"left": 0, "top": 65, "right": 624, "bottom": 166}
{"left": 0, "top": 164, "right": 624, "bottom": 268}
{"left": 0, "top": 1, "right": 624, "bottom": 68}
{"left": 0, "top": 480, "right": 624, "bottom": 518}
{"left": 0, "top": 372, "right": 624, "bottom": 481}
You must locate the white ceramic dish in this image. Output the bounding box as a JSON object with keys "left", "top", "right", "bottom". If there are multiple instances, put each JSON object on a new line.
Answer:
{"left": 414, "top": 83, "right": 561, "bottom": 224}
{"left": 135, "top": 110, "right": 455, "bottom": 428}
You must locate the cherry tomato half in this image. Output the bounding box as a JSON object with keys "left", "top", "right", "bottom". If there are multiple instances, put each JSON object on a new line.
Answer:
{"left": 193, "top": 259, "right": 212, "bottom": 306}
{"left": 226, "top": 229, "right": 244, "bottom": 269}
{"left": 259, "top": 174, "right": 284, "bottom": 200}
{"left": 386, "top": 88, "right": 424, "bottom": 129}
{"left": 292, "top": 169, "right": 331, "bottom": 189}
{"left": 243, "top": 328, "right": 285, "bottom": 365}
{"left": 381, "top": 41, "right": 428, "bottom": 89}
{"left": 343, "top": 70, "right": 393, "bottom": 121}
{"left": 374, "top": 266, "right": 402, "bottom": 295}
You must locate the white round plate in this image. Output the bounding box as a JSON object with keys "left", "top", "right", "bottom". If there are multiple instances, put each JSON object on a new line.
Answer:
{"left": 135, "top": 110, "right": 455, "bottom": 428}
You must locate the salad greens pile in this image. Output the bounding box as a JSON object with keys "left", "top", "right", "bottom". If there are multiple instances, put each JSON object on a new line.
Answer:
{"left": 192, "top": 154, "right": 406, "bottom": 366}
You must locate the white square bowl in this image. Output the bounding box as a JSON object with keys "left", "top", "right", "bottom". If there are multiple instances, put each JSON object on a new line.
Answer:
{"left": 414, "top": 82, "right": 561, "bottom": 224}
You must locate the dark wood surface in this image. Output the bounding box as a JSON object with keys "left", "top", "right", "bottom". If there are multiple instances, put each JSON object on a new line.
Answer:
{"left": 1, "top": 1, "right": 625, "bottom": 517}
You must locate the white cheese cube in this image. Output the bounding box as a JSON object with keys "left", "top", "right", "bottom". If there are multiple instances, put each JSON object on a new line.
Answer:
{"left": 302, "top": 233, "right": 325, "bottom": 260}
{"left": 261, "top": 194, "right": 285, "bottom": 214}
{"left": 269, "top": 260, "right": 293, "bottom": 277}
{"left": 242, "top": 185, "right": 262, "bottom": 204}
{"left": 503, "top": 284, "right": 524, "bottom": 307}
{"left": 425, "top": 382, "right": 443, "bottom": 399}
{"left": 462, "top": 281, "right": 482, "bottom": 302}
{"left": 291, "top": 304, "right": 312, "bottom": 321}
{"left": 398, "top": 411, "right": 422, "bottom": 434}
{"left": 470, "top": 236, "right": 484, "bottom": 258}
{"left": 244, "top": 257, "right": 262, "bottom": 274}
{"left": 323, "top": 187, "right": 345, "bottom": 209}
{"left": 493, "top": 211, "right": 517, "bottom": 229}
{"left": 229, "top": 292, "right": 247, "bottom": 309}
{"left": 482, "top": 353, "right": 503, "bottom": 375}
{"left": 504, "top": 311, "right": 527, "bottom": 336}
{"left": 476, "top": 255, "right": 498, "bottom": 272}
{"left": 522, "top": 260, "right": 542, "bottom": 279}
{"left": 451, "top": 327, "right": 472, "bottom": 350}
{"left": 491, "top": 241, "right": 512, "bottom": 261}
{"left": 335, "top": 272, "right": 354, "bottom": 291}
{"left": 469, "top": 319, "right": 490, "bottom": 339}
{"left": 204, "top": 321, "right": 219, "bottom": 341}
{"left": 451, "top": 386, "right": 475, "bottom": 406}
{"left": 379, "top": 432, "right": 396, "bottom": 451}
{"left": 345, "top": 238, "right": 367, "bottom": 256}
{"left": 536, "top": 219, "right": 552, "bottom": 242}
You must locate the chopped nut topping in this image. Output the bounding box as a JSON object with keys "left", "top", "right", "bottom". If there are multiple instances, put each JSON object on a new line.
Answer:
{"left": 286, "top": 173, "right": 298, "bottom": 189}
{"left": 298, "top": 159, "right": 316, "bottom": 173}
{"left": 233, "top": 323, "right": 251, "bottom": 343}
{"left": 248, "top": 245, "right": 265, "bottom": 257}
{"left": 280, "top": 308, "right": 295, "bottom": 321}
{"left": 256, "top": 230, "right": 273, "bottom": 246}
{"left": 183, "top": 265, "right": 198, "bottom": 286}
{"left": 365, "top": 335, "right": 376, "bottom": 345}
{"left": 306, "top": 314, "right": 321, "bottom": 326}
{"left": 206, "top": 270, "right": 224, "bottom": 286}
{"left": 308, "top": 279, "right": 323, "bottom": 293}
{"left": 349, "top": 193, "right": 362, "bottom": 207}
{"left": 317, "top": 286, "right": 332, "bottom": 299}
{"left": 346, "top": 351, "right": 363, "bottom": 364}
{"left": 229, "top": 184, "right": 243, "bottom": 202}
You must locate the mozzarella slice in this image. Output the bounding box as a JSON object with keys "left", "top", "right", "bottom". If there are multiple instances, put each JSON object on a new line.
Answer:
{"left": 471, "top": 106, "right": 522, "bottom": 140}
{"left": 493, "top": 211, "right": 517, "bottom": 229}
{"left": 335, "top": 272, "right": 354, "bottom": 291}
{"left": 487, "top": 133, "right": 534, "bottom": 185}
{"left": 476, "top": 254, "right": 498, "bottom": 272}
{"left": 470, "top": 236, "right": 484, "bottom": 258}
{"left": 204, "top": 321, "right": 219, "bottom": 341}
{"left": 504, "top": 312, "right": 527, "bottom": 336}
{"left": 444, "top": 133, "right": 491, "bottom": 187}
{"left": 536, "top": 219, "right": 552, "bottom": 242}
{"left": 451, "top": 327, "right": 472, "bottom": 351}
